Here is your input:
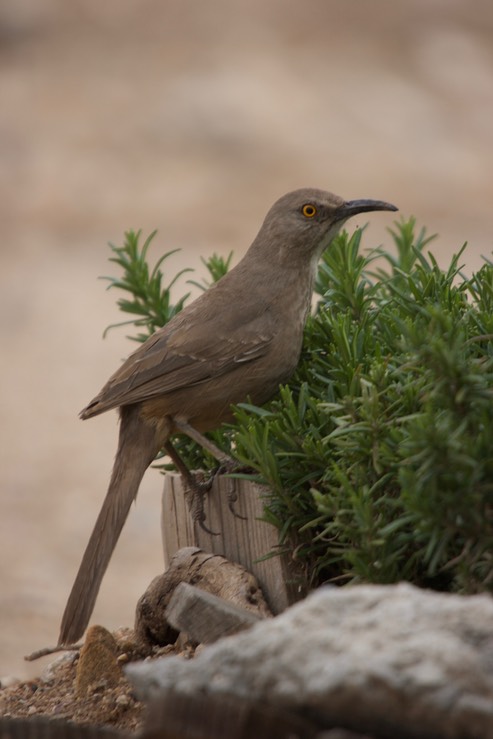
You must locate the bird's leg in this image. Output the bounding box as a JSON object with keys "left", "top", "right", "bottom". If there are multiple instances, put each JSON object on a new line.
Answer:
{"left": 173, "top": 420, "right": 247, "bottom": 520}
{"left": 173, "top": 419, "right": 234, "bottom": 466}
{"left": 164, "top": 441, "right": 218, "bottom": 535}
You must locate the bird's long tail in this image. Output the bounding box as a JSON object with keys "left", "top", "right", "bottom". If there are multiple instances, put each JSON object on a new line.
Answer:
{"left": 58, "top": 405, "right": 166, "bottom": 645}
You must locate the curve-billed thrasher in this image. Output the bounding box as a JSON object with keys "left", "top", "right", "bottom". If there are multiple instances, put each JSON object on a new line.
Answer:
{"left": 58, "top": 187, "right": 397, "bottom": 645}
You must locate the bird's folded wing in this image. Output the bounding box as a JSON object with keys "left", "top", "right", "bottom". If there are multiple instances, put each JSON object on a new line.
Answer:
{"left": 80, "top": 315, "right": 273, "bottom": 418}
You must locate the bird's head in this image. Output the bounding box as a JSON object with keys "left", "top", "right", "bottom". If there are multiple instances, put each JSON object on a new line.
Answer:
{"left": 252, "top": 187, "right": 398, "bottom": 266}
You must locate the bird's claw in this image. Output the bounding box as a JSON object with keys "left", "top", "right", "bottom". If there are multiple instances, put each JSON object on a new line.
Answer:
{"left": 210, "top": 462, "right": 249, "bottom": 521}
{"left": 183, "top": 474, "right": 219, "bottom": 536}
{"left": 226, "top": 481, "right": 247, "bottom": 520}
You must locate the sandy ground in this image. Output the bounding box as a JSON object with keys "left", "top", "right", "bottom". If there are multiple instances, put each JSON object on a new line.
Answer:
{"left": 1, "top": 0, "right": 493, "bottom": 681}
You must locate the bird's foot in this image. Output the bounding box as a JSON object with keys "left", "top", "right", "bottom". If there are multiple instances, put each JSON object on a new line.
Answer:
{"left": 210, "top": 461, "right": 251, "bottom": 521}
{"left": 164, "top": 441, "right": 219, "bottom": 535}
{"left": 182, "top": 472, "right": 219, "bottom": 536}
{"left": 226, "top": 480, "right": 247, "bottom": 520}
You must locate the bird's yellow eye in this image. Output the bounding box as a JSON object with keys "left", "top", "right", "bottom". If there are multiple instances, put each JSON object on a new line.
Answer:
{"left": 302, "top": 203, "right": 317, "bottom": 218}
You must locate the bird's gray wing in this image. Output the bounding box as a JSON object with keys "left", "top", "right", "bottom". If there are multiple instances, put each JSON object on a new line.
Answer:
{"left": 81, "top": 311, "right": 274, "bottom": 418}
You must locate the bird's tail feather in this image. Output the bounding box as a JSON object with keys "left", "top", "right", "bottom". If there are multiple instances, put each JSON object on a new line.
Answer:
{"left": 58, "top": 406, "right": 165, "bottom": 645}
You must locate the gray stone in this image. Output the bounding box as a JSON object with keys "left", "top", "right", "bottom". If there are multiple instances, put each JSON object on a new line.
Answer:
{"left": 127, "top": 583, "right": 493, "bottom": 739}
{"left": 165, "top": 582, "right": 264, "bottom": 644}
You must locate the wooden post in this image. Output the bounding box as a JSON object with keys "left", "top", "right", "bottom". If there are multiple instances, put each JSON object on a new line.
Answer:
{"left": 161, "top": 474, "right": 307, "bottom": 614}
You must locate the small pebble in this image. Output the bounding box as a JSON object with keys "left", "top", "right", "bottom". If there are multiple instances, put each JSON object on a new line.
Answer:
{"left": 115, "top": 693, "right": 131, "bottom": 707}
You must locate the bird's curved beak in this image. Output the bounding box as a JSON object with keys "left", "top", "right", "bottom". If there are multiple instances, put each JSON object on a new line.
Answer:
{"left": 335, "top": 199, "right": 398, "bottom": 221}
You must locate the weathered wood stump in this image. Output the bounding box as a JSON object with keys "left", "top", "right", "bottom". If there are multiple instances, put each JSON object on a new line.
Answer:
{"left": 161, "top": 473, "right": 307, "bottom": 614}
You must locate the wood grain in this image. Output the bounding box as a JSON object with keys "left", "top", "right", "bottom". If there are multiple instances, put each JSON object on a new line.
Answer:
{"left": 161, "top": 474, "right": 307, "bottom": 614}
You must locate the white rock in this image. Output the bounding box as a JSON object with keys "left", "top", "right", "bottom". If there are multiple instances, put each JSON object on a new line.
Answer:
{"left": 127, "top": 583, "right": 493, "bottom": 738}
{"left": 40, "top": 650, "right": 78, "bottom": 683}
{"left": 0, "top": 676, "right": 20, "bottom": 690}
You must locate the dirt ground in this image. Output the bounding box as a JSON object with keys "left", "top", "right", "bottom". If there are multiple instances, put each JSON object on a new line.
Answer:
{"left": 1, "top": 0, "right": 493, "bottom": 682}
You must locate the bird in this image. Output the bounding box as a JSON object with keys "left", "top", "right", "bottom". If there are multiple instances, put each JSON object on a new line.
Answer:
{"left": 58, "top": 187, "right": 397, "bottom": 645}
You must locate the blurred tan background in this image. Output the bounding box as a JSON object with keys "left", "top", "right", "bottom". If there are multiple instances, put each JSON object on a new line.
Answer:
{"left": 1, "top": 0, "right": 493, "bottom": 680}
